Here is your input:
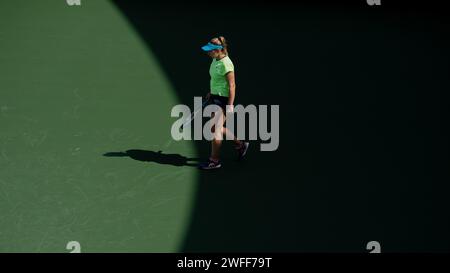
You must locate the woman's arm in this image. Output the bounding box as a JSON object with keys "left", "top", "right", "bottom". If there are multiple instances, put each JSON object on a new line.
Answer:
{"left": 226, "top": 71, "right": 236, "bottom": 108}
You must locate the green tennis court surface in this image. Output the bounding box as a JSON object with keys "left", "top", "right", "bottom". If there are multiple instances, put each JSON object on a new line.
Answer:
{"left": 0, "top": 0, "right": 196, "bottom": 252}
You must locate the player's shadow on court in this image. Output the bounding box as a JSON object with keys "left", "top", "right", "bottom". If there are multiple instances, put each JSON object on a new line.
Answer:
{"left": 103, "top": 150, "right": 199, "bottom": 167}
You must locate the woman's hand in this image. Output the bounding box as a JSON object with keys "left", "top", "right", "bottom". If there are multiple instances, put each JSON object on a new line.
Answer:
{"left": 226, "top": 104, "right": 234, "bottom": 113}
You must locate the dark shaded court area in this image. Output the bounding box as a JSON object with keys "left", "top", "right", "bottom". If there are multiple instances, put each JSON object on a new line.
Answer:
{"left": 112, "top": 0, "right": 450, "bottom": 252}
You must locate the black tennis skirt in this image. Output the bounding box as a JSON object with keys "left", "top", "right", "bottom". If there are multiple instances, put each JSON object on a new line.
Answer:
{"left": 209, "top": 94, "right": 228, "bottom": 112}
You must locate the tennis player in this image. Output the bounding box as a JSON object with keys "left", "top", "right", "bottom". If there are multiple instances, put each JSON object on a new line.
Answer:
{"left": 199, "top": 36, "right": 249, "bottom": 170}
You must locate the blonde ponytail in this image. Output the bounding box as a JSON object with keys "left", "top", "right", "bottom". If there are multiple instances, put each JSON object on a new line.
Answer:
{"left": 211, "top": 36, "right": 228, "bottom": 55}
{"left": 218, "top": 36, "right": 228, "bottom": 55}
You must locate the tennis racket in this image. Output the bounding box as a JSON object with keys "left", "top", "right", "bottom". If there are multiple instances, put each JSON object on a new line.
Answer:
{"left": 181, "top": 97, "right": 210, "bottom": 129}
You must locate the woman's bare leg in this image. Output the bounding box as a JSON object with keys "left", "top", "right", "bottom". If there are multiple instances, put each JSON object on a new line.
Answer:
{"left": 210, "top": 111, "right": 224, "bottom": 161}
{"left": 222, "top": 127, "right": 242, "bottom": 147}
{"left": 210, "top": 111, "right": 245, "bottom": 161}
{"left": 211, "top": 139, "right": 222, "bottom": 161}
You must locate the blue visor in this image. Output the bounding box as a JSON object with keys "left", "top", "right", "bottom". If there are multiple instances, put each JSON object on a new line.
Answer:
{"left": 201, "top": 42, "right": 223, "bottom": 51}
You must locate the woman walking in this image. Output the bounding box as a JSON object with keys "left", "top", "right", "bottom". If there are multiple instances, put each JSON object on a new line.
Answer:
{"left": 199, "top": 36, "right": 249, "bottom": 170}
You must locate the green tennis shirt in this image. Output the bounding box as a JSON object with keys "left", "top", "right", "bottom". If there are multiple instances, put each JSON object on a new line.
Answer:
{"left": 209, "top": 55, "right": 234, "bottom": 97}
